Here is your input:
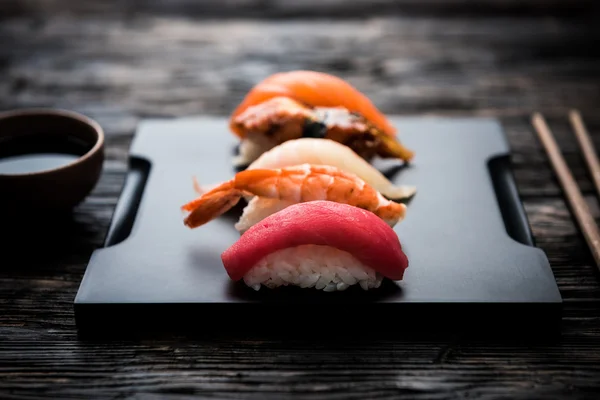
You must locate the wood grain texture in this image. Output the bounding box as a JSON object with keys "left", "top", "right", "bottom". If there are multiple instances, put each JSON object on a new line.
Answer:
{"left": 532, "top": 113, "right": 600, "bottom": 270}
{"left": 1, "top": 1, "right": 600, "bottom": 398}
{"left": 2, "top": 0, "right": 599, "bottom": 19}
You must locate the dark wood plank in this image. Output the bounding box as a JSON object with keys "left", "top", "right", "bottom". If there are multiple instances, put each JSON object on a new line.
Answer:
{"left": 1, "top": 0, "right": 599, "bottom": 19}
{"left": 1, "top": 5, "right": 600, "bottom": 399}
{"left": 1, "top": 14, "right": 599, "bottom": 118}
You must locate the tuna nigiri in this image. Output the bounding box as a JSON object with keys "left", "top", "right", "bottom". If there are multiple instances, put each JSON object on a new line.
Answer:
{"left": 221, "top": 200, "right": 409, "bottom": 291}
{"left": 181, "top": 164, "right": 407, "bottom": 233}
{"left": 247, "top": 138, "right": 416, "bottom": 200}
{"left": 229, "top": 71, "right": 414, "bottom": 167}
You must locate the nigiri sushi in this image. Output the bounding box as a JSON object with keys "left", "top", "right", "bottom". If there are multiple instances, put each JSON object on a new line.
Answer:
{"left": 181, "top": 164, "right": 407, "bottom": 233}
{"left": 221, "top": 200, "right": 409, "bottom": 292}
{"left": 247, "top": 138, "right": 416, "bottom": 200}
{"left": 229, "top": 70, "right": 414, "bottom": 167}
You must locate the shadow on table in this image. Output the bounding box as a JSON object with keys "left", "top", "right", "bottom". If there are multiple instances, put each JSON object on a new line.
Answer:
{"left": 0, "top": 209, "right": 102, "bottom": 267}
{"left": 74, "top": 325, "right": 563, "bottom": 350}
{"left": 74, "top": 302, "right": 563, "bottom": 345}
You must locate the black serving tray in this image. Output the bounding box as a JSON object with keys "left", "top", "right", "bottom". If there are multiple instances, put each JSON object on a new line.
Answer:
{"left": 74, "top": 116, "right": 562, "bottom": 337}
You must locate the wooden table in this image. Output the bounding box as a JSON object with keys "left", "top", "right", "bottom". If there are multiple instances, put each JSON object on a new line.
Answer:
{"left": 2, "top": 1, "right": 600, "bottom": 398}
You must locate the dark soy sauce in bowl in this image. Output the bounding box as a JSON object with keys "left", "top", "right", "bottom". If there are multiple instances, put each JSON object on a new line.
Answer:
{"left": 0, "top": 128, "right": 93, "bottom": 175}
{"left": 0, "top": 153, "right": 80, "bottom": 175}
{"left": 0, "top": 108, "right": 104, "bottom": 213}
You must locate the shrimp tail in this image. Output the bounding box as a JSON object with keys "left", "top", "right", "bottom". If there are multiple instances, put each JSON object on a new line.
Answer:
{"left": 192, "top": 176, "right": 204, "bottom": 195}
{"left": 192, "top": 176, "right": 220, "bottom": 196}
{"left": 182, "top": 181, "right": 243, "bottom": 228}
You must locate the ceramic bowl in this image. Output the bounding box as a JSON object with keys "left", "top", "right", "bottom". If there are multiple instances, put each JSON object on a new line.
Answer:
{"left": 0, "top": 108, "right": 105, "bottom": 213}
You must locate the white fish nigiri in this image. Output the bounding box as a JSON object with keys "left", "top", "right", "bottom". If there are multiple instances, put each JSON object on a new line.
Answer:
{"left": 247, "top": 138, "right": 416, "bottom": 200}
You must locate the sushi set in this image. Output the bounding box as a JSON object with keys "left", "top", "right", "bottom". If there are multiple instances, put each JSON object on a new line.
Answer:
{"left": 73, "top": 71, "right": 562, "bottom": 335}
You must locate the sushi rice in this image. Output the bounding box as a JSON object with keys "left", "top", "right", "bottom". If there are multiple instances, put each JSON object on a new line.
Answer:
{"left": 233, "top": 131, "right": 277, "bottom": 167}
{"left": 242, "top": 244, "right": 383, "bottom": 292}
{"left": 235, "top": 197, "right": 296, "bottom": 234}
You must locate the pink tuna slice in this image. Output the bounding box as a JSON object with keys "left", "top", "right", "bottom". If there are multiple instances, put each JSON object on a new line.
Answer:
{"left": 221, "top": 200, "right": 409, "bottom": 281}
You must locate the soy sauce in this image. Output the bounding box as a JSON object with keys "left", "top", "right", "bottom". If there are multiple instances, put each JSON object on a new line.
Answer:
{"left": 0, "top": 153, "right": 80, "bottom": 174}
{"left": 0, "top": 130, "right": 91, "bottom": 175}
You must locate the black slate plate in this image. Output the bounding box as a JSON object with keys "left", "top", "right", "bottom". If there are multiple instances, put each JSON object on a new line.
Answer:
{"left": 74, "top": 116, "right": 562, "bottom": 337}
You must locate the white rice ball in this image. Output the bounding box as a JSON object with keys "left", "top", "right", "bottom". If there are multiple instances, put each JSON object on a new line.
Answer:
{"left": 235, "top": 197, "right": 296, "bottom": 234}
{"left": 242, "top": 244, "right": 383, "bottom": 292}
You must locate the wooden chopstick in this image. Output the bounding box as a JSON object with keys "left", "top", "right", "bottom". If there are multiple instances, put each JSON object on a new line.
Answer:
{"left": 532, "top": 112, "right": 600, "bottom": 269}
{"left": 569, "top": 109, "right": 600, "bottom": 201}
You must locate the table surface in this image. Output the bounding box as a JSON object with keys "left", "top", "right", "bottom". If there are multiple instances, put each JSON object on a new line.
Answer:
{"left": 2, "top": 1, "right": 600, "bottom": 399}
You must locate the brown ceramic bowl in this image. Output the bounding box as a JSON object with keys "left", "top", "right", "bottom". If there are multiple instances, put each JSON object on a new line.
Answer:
{"left": 0, "top": 108, "right": 104, "bottom": 213}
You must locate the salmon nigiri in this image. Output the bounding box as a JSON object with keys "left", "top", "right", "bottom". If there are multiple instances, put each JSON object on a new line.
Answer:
{"left": 228, "top": 71, "right": 414, "bottom": 167}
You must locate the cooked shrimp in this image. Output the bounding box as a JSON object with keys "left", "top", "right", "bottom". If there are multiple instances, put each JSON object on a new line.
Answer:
{"left": 181, "top": 164, "right": 407, "bottom": 230}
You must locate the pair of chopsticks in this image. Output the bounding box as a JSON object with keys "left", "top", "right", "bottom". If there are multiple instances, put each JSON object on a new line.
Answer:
{"left": 532, "top": 110, "right": 600, "bottom": 271}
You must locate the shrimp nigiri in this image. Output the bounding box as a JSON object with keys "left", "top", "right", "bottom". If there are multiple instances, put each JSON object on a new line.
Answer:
{"left": 181, "top": 164, "right": 407, "bottom": 233}
{"left": 247, "top": 138, "right": 416, "bottom": 200}
{"left": 228, "top": 71, "right": 414, "bottom": 167}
